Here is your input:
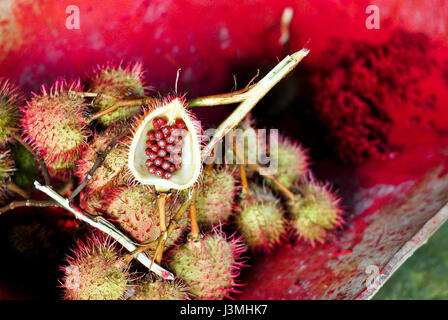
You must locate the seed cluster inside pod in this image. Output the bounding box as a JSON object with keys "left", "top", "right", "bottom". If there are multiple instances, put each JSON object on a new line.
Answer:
{"left": 145, "top": 116, "right": 186, "bottom": 180}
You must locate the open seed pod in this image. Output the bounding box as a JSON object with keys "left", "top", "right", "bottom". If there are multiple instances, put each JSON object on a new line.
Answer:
{"left": 128, "top": 97, "right": 202, "bottom": 192}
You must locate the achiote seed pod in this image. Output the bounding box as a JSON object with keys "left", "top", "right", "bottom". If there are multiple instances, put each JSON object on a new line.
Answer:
{"left": 128, "top": 97, "right": 202, "bottom": 192}
{"left": 20, "top": 80, "right": 90, "bottom": 177}
{"left": 129, "top": 277, "right": 190, "bottom": 300}
{"left": 61, "top": 234, "right": 131, "bottom": 300}
{"left": 195, "top": 168, "right": 236, "bottom": 226}
{"left": 102, "top": 184, "right": 187, "bottom": 247}
{"left": 168, "top": 229, "right": 246, "bottom": 300}
{"left": 287, "top": 179, "right": 343, "bottom": 245}
{"left": 0, "top": 79, "right": 21, "bottom": 146}
{"left": 88, "top": 62, "right": 147, "bottom": 126}
{"left": 236, "top": 187, "right": 285, "bottom": 251}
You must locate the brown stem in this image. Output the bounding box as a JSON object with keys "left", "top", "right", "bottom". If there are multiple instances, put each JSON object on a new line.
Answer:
{"left": 188, "top": 188, "right": 200, "bottom": 239}
{"left": 234, "top": 143, "right": 295, "bottom": 201}
{"left": 130, "top": 193, "right": 193, "bottom": 257}
{"left": 13, "top": 134, "right": 51, "bottom": 186}
{"left": 89, "top": 96, "right": 153, "bottom": 122}
{"left": 188, "top": 70, "right": 259, "bottom": 108}
{"left": 68, "top": 132, "right": 127, "bottom": 201}
{"left": 239, "top": 165, "right": 249, "bottom": 195}
{"left": 7, "top": 182, "right": 30, "bottom": 199}
{"left": 157, "top": 193, "right": 167, "bottom": 233}
{"left": 0, "top": 200, "right": 57, "bottom": 215}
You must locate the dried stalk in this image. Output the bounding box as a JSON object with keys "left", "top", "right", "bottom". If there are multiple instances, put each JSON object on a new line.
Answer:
{"left": 202, "top": 48, "right": 309, "bottom": 159}
{"left": 0, "top": 199, "right": 56, "bottom": 215}
{"left": 34, "top": 181, "right": 174, "bottom": 280}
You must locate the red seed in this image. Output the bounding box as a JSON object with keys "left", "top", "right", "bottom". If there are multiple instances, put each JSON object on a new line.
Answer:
{"left": 168, "top": 164, "right": 175, "bottom": 172}
{"left": 165, "top": 144, "right": 175, "bottom": 153}
{"left": 148, "top": 165, "right": 156, "bottom": 174}
{"left": 155, "top": 168, "right": 164, "bottom": 176}
{"left": 157, "top": 149, "right": 167, "bottom": 157}
{"left": 161, "top": 126, "right": 171, "bottom": 136}
{"left": 145, "top": 148, "right": 152, "bottom": 156}
{"left": 148, "top": 142, "right": 159, "bottom": 152}
{"left": 157, "top": 139, "right": 166, "bottom": 148}
{"left": 147, "top": 131, "right": 157, "bottom": 141}
{"left": 148, "top": 151, "right": 157, "bottom": 160}
{"left": 175, "top": 119, "right": 186, "bottom": 129}
{"left": 166, "top": 136, "right": 175, "bottom": 144}
{"left": 163, "top": 172, "right": 172, "bottom": 179}
{"left": 146, "top": 159, "right": 153, "bottom": 167}
{"left": 154, "top": 157, "right": 163, "bottom": 166}
{"left": 155, "top": 130, "right": 163, "bottom": 140}
{"left": 158, "top": 117, "right": 168, "bottom": 126}
{"left": 161, "top": 161, "right": 171, "bottom": 170}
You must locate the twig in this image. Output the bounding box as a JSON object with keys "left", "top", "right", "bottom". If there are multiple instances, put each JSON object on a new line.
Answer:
{"left": 234, "top": 143, "right": 295, "bottom": 201}
{"left": 131, "top": 189, "right": 194, "bottom": 256}
{"left": 88, "top": 97, "right": 153, "bottom": 123}
{"left": 239, "top": 165, "right": 249, "bottom": 195}
{"left": 68, "top": 132, "right": 126, "bottom": 201}
{"left": 6, "top": 182, "right": 30, "bottom": 199}
{"left": 34, "top": 181, "right": 174, "bottom": 280}
{"left": 13, "top": 134, "right": 51, "bottom": 186}
{"left": 188, "top": 188, "right": 200, "bottom": 240}
{"left": 0, "top": 199, "right": 56, "bottom": 215}
{"left": 202, "top": 48, "right": 309, "bottom": 159}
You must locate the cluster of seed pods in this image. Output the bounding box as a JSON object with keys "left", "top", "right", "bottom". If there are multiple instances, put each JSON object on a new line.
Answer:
{"left": 145, "top": 117, "right": 186, "bottom": 179}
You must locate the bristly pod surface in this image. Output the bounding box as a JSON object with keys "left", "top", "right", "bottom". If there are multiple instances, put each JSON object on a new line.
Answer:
{"left": 61, "top": 234, "right": 131, "bottom": 300}
{"left": 195, "top": 168, "right": 236, "bottom": 226}
{"left": 0, "top": 149, "right": 15, "bottom": 197}
{"left": 269, "top": 136, "right": 309, "bottom": 190}
{"left": 168, "top": 229, "right": 246, "bottom": 300}
{"left": 89, "top": 62, "right": 146, "bottom": 126}
{"left": 236, "top": 187, "right": 285, "bottom": 251}
{"left": 75, "top": 124, "right": 129, "bottom": 193}
{"left": 0, "top": 79, "right": 21, "bottom": 147}
{"left": 287, "top": 180, "right": 343, "bottom": 245}
{"left": 129, "top": 277, "right": 190, "bottom": 300}
{"left": 128, "top": 97, "right": 202, "bottom": 192}
{"left": 102, "top": 184, "right": 187, "bottom": 247}
{"left": 20, "top": 80, "right": 90, "bottom": 177}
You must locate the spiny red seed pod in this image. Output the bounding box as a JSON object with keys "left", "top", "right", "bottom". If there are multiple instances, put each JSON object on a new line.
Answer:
{"left": 88, "top": 62, "right": 147, "bottom": 126}
{"left": 269, "top": 136, "right": 308, "bottom": 190}
{"left": 75, "top": 124, "right": 129, "bottom": 193}
{"left": 236, "top": 187, "right": 285, "bottom": 251}
{"left": 79, "top": 190, "right": 103, "bottom": 216}
{"left": 287, "top": 178, "right": 343, "bottom": 246}
{"left": 0, "top": 149, "right": 15, "bottom": 198}
{"left": 0, "top": 79, "right": 21, "bottom": 147}
{"left": 20, "top": 79, "right": 90, "bottom": 177}
{"left": 195, "top": 169, "right": 236, "bottom": 226}
{"left": 102, "top": 185, "right": 187, "bottom": 247}
{"left": 128, "top": 97, "right": 202, "bottom": 192}
{"left": 129, "top": 277, "right": 190, "bottom": 300}
{"left": 168, "top": 228, "right": 246, "bottom": 300}
{"left": 60, "top": 234, "right": 131, "bottom": 300}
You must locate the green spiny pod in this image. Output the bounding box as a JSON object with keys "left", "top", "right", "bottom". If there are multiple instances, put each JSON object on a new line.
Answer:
{"left": 168, "top": 229, "right": 246, "bottom": 300}
{"left": 61, "top": 234, "right": 131, "bottom": 300}
{"left": 0, "top": 79, "right": 21, "bottom": 146}
{"left": 268, "top": 136, "right": 308, "bottom": 190}
{"left": 89, "top": 62, "right": 146, "bottom": 126}
{"left": 195, "top": 169, "right": 235, "bottom": 226}
{"left": 129, "top": 277, "right": 189, "bottom": 300}
{"left": 102, "top": 185, "right": 187, "bottom": 248}
{"left": 236, "top": 187, "right": 285, "bottom": 251}
{"left": 20, "top": 80, "right": 90, "bottom": 177}
{"left": 75, "top": 124, "right": 129, "bottom": 193}
{"left": 287, "top": 179, "right": 343, "bottom": 245}
{"left": 0, "top": 149, "right": 15, "bottom": 198}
